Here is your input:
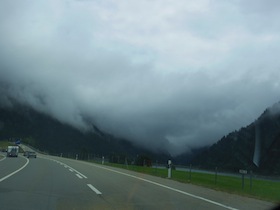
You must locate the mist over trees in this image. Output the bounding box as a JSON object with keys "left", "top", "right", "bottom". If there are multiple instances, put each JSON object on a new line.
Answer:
{"left": 0, "top": 103, "right": 170, "bottom": 164}
{"left": 191, "top": 102, "right": 280, "bottom": 175}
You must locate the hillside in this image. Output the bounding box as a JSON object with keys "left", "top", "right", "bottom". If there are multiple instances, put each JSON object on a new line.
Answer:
{"left": 0, "top": 103, "right": 170, "bottom": 163}
{"left": 191, "top": 102, "right": 280, "bottom": 175}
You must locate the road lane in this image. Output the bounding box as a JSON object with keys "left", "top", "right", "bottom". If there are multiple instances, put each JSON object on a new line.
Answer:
{"left": 45, "top": 155, "right": 276, "bottom": 210}
{"left": 0, "top": 153, "right": 6, "bottom": 161}
{"left": 0, "top": 155, "right": 106, "bottom": 210}
{"left": 0, "top": 154, "right": 29, "bottom": 181}
{"left": 0, "top": 152, "right": 276, "bottom": 210}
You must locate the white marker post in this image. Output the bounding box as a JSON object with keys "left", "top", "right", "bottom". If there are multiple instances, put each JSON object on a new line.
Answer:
{"left": 168, "top": 160, "right": 172, "bottom": 178}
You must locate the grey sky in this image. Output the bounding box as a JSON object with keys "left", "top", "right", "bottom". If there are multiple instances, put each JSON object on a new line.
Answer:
{"left": 0, "top": 0, "right": 280, "bottom": 155}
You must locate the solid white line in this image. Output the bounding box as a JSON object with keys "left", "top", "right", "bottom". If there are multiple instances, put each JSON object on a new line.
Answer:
{"left": 76, "top": 174, "right": 83, "bottom": 179}
{"left": 69, "top": 169, "right": 74, "bottom": 172}
{"left": 0, "top": 157, "right": 29, "bottom": 183}
{"left": 0, "top": 155, "right": 6, "bottom": 161}
{"left": 87, "top": 184, "right": 102, "bottom": 195}
{"left": 92, "top": 164, "right": 239, "bottom": 210}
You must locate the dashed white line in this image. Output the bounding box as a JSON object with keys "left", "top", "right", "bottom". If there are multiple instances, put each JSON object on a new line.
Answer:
{"left": 76, "top": 174, "right": 83, "bottom": 179}
{"left": 87, "top": 184, "right": 102, "bottom": 195}
{"left": 68, "top": 166, "right": 87, "bottom": 179}
{"left": 40, "top": 156, "right": 87, "bottom": 179}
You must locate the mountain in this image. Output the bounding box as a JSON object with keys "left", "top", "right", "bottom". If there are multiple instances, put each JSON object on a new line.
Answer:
{"left": 190, "top": 102, "right": 280, "bottom": 175}
{"left": 0, "top": 103, "right": 170, "bottom": 164}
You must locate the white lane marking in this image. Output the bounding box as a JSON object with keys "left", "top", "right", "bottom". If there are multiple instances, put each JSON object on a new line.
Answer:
{"left": 40, "top": 156, "right": 87, "bottom": 179}
{"left": 76, "top": 174, "right": 83, "bottom": 179}
{"left": 92, "top": 164, "right": 239, "bottom": 210}
{"left": 0, "top": 155, "right": 6, "bottom": 161}
{"left": 0, "top": 157, "right": 29, "bottom": 183}
{"left": 68, "top": 166, "right": 87, "bottom": 179}
{"left": 87, "top": 184, "right": 102, "bottom": 195}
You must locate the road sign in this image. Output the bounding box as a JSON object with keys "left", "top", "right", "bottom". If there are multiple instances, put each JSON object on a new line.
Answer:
{"left": 239, "top": 169, "right": 247, "bottom": 174}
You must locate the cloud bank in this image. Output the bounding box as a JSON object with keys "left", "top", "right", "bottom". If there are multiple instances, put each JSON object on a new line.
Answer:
{"left": 1, "top": 0, "right": 280, "bottom": 155}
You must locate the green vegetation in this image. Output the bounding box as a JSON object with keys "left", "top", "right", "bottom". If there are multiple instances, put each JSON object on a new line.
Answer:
{"left": 0, "top": 140, "right": 24, "bottom": 153}
{"left": 0, "top": 140, "right": 12, "bottom": 150}
{"left": 192, "top": 105, "right": 280, "bottom": 175}
{"left": 102, "top": 162, "right": 280, "bottom": 203}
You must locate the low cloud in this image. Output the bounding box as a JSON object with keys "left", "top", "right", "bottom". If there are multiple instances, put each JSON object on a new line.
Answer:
{"left": 1, "top": 0, "right": 280, "bottom": 155}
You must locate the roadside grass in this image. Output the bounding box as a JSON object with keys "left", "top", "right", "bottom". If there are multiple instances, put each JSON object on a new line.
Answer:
{"left": 103, "top": 162, "right": 280, "bottom": 203}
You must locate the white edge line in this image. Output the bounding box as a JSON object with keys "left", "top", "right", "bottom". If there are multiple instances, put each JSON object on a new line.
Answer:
{"left": 87, "top": 184, "right": 102, "bottom": 195}
{"left": 69, "top": 169, "right": 74, "bottom": 172}
{"left": 0, "top": 157, "right": 29, "bottom": 182}
{"left": 92, "top": 164, "right": 239, "bottom": 210}
{"left": 76, "top": 174, "right": 83, "bottom": 179}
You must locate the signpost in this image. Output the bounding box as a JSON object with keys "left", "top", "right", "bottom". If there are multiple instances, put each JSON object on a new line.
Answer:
{"left": 239, "top": 169, "right": 247, "bottom": 174}
{"left": 239, "top": 169, "right": 247, "bottom": 189}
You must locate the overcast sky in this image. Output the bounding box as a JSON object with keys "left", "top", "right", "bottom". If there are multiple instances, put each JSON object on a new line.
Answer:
{"left": 0, "top": 0, "right": 280, "bottom": 155}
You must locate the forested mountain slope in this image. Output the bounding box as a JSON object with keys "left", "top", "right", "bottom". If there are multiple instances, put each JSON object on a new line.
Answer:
{"left": 192, "top": 102, "right": 280, "bottom": 175}
{"left": 0, "top": 104, "right": 169, "bottom": 163}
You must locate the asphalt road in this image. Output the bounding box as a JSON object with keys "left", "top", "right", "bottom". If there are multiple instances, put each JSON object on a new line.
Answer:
{"left": 0, "top": 152, "right": 277, "bottom": 210}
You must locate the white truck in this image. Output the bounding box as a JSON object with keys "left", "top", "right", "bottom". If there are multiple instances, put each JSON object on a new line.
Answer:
{"left": 7, "top": 146, "right": 19, "bottom": 157}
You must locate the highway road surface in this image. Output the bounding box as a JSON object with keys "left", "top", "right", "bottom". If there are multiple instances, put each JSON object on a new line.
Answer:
{"left": 0, "top": 152, "right": 277, "bottom": 210}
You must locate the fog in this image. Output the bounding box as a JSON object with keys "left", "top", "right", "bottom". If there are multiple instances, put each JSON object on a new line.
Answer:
{"left": 1, "top": 0, "right": 280, "bottom": 155}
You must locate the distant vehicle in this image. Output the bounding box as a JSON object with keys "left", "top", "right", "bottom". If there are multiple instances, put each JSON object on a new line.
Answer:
{"left": 27, "top": 151, "right": 36, "bottom": 158}
{"left": 7, "top": 146, "right": 19, "bottom": 157}
{"left": 23, "top": 151, "right": 29, "bottom": 156}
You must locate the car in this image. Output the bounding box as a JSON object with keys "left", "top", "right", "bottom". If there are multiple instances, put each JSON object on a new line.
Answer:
{"left": 27, "top": 151, "right": 37, "bottom": 158}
